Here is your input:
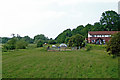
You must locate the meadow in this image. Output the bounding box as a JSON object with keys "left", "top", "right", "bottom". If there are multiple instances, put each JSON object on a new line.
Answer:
{"left": 2, "top": 44, "right": 118, "bottom": 78}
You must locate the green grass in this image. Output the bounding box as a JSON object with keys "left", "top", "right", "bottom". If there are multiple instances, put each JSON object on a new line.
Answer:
{"left": 2, "top": 45, "right": 118, "bottom": 78}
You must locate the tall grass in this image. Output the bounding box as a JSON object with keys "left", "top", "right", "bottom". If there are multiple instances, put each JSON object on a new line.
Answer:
{"left": 2, "top": 45, "right": 118, "bottom": 78}
{"left": 86, "top": 44, "right": 106, "bottom": 51}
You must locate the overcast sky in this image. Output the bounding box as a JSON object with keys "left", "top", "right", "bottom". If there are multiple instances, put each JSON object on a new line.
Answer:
{"left": 0, "top": 0, "right": 119, "bottom": 39}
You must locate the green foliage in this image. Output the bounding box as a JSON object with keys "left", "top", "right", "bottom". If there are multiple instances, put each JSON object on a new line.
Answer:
{"left": 65, "top": 37, "right": 70, "bottom": 44}
{"left": 106, "top": 32, "right": 120, "bottom": 57}
{"left": 2, "top": 38, "right": 28, "bottom": 52}
{"left": 3, "top": 38, "right": 17, "bottom": 51}
{"left": 37, "top": 40, "right": 43, "bottom": 47}
{"left": 55, "top": 10, "right": 120, "bottom": 42}
{"left": 15, "top": 40, "right": 28, "bottom": 49}
{"left": 55, "top": 29, "right": 72, "bottom": 43}
{"left": 100, "top": 10, "right": 120, "bottom": 31}
{"left": 1, "top": 37, "right": 10, "bottom": 44}
{"left": 34, "top": 34, "right": 48, "bottom": 43}
{"left": 48, "top": 40, "right": 57, "bottom": 44}
{"left": 68, "top": 34, "right": 84, "bottom": 48}
{"left": 22, "top": 36, "right": 34, "bottom": 43}
{"left": 86, "top": 44, "right": 106, "bottom": 50}
{"left": 86, "top": 45, "right": 92, "bottom": 51}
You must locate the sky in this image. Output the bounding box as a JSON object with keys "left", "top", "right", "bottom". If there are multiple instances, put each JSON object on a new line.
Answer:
{"left": 0, "top": 0, "right": 119, "bottom": 39}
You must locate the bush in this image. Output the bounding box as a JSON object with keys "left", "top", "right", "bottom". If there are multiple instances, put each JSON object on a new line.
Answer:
{"left": 106, "top": 32, "right": 120, "bottom": 57}
{"left": 2, "top": 38, "right": 17, "bottom": 51}
{"left": 37, "top": 40, "right": 43, "bottom": 47}
{"left": 48, "top": 40, "right": 57, "bottom": 44}
{"left": 68, "top": 34, "right": 84, "bottom": 49}
{"left": 2, "top": 38, "right": 28, "bottom": 52}
{"left": 15, "top": 40, "right": 28, "bottom": 49}
{"left": 86, "top": 45, "right": 92, "bottom": 51}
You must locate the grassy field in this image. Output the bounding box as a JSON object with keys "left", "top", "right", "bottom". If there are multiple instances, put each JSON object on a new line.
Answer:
{"left": 2, "top": 44, "right": 118, "bottom": 78}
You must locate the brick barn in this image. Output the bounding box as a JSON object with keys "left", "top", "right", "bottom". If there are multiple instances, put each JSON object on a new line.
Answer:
{"left": 87, "top": 31, "right": 120, "bottom": 44}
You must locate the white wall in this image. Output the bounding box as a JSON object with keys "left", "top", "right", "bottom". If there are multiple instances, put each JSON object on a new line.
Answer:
{"left": 88, "top": 33, "right": 92, "bottom": 37}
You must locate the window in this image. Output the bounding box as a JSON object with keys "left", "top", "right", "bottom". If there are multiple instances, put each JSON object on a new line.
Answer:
{"left": 92, "top": 40, "right": 95, "bottom": 43}
{"left": 92, "top": 35, "right": 95, "bottom": 37}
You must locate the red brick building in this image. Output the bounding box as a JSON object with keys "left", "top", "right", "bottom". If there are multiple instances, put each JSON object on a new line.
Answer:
{"left": 87, "top": 31, "right": 120, "bottom": 44}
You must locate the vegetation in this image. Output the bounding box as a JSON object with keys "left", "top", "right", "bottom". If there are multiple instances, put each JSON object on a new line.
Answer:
{"left": 2, "top": 38, "right": 28, "bottom": 52}
{"left": 15, "top": 39, "right": 28, "bottom": 49}
{"left": 48, "top": 40, "right": 57, "bottom": 44}
{"left": 100, "top": 10, "right": 120, "bottom": 31}
{"left": 68, "top": 34, "right": 84, "bottom": 49}
{"left": 55, "top": 10, "right": 120, "bottom": 43}
{"left": 2, "top": 45, "right": 118, "bottom": 78}
{"left": 106, "top": 32, "right": 120, "bottom": 57}
{"left": 22, "top": 36, "right": 34, "bottom": 44}
{"left": 34, "top": 34, "right": 49, "bottom": 43}
{"left": 55, "top": 29, "right": 72, "bottom": 43}
{"left": 1, "top": 37, "right": 10, "bottom": 44}
{"left": 1, "top": 9, "right": 119, "bottom": 78}
{"left": 37, "top": 40, "right": 43, "bottom": 47}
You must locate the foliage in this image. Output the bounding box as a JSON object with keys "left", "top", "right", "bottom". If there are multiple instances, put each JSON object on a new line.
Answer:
{"left": 2, "top": 38, "right": 28, "bottom": 52}
{"left": 68, "top": 34, "right": 84, "bottom": 49}
{"left": 22, "top": 36, "right": 34, "bottom": 43}
{"left": 106, "top": 32, "right": 120, "bottom": 57}
{"left": 55, "top": 29, "right": 72, "bottom": 43}
{"left": 37, "top": 40, "right": 43, "bottom": 47}
{"left": 34, "top": 34, "right": 49, "bottom": 43}
{"left": 2, "top": 38, "right": 17, "bottom": 51}
{"left": 1, "top": 37, "right": 10, "bottom": 44}
{"left": 100, "top": 10, "right": 120, "bottom": 31}
{"left": 48, "top": 40, "right": 57, "bottom": 44}
{"left": 55, "top": 10, "right": 120, "bottom": 43}
{"left": 15, "top": 39, "right": 28, "bottom": 49}
{"left": 65, "top": 37, "right": 70, "bottom": 44}
{"left": 86, "top": 45, "right": 92, "bottom": 51}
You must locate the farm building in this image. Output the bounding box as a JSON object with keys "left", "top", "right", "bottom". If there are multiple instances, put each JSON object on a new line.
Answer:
{"left": 87, "top": 31, "right": 120, "bottom": 44}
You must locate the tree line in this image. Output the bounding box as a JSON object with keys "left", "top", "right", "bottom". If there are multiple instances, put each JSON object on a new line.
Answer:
{"left": 1, "top": 10, "right": 120, "bottom": 45}
{"left": 55, "top": 10, "right": 120, "bottom": 43}
{"left": 1, "top": 10, "right": 120, "bottom": 57}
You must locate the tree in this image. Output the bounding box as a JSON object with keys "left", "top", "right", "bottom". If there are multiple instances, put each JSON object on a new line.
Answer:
{"left": 3, "top": 38, "right": 17, "bottom": 50}
{"left": 37, "top": 40, "right": 43, "bottom": 47}
{"left": 1, "top": 37, "right": 10, "bottom": 44}
{"left": 48, "top": 40, "right": 57, "bottom": 44}
{"left": 11, "top": 33, "right": 15, "bottom": 37}
{"left": 22, "top": 36, "right": 34, "bottom": 43}
{"left": 92, "top": 22, "right": 104, "bottom": 31}
{"left": 55, "top": 29, "right": 72, "bottom": 43}
{"left": 65, "top": 37, "right": 70, "bottom": 44}
{"left": 106, "top": 32, "right": 120, "bottom": 57}
{"left": 68, "top": 34, "right": 84, "bottom": 49}
{"left": 100, "top": 10, "right": 119, "bottom": 31}
{"left": 15, "top": 39, "right": 28, "bottom": 49}
{"left": 34, "top": 34, "right": 48, "bottom": 43}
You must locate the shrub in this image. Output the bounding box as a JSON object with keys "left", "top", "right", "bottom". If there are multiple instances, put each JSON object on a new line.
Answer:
{"left": 15, "top": 40, "right": 28, "bottom": 49}
{"left": 2, "top": 38, "right": 17, "bottom": 51}
{"left": 2, "top": 38, "right": 28, "bottom": 52}
{"left": 48, "top": 40, "right": 56, "bottom": 44}
{"left": 68, "top": 34, "right": 84, "bottom": 49}
{"left": 106, "top": 32, "right": 120, "bottom": 57}
{"left": 37, "top": 40, "right": 43, "bottom": 47}
{"left": 86, "top": 45, "right": 92, "bottom": 51}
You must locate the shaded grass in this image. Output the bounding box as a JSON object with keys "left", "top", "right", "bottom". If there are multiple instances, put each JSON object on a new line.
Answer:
{"left": 2, "top": 47, "right": 118, "bottom": 78}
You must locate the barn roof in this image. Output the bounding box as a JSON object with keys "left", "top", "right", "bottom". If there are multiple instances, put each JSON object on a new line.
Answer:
{"left": 88, "top": 31, "right": 120, "bottom": 35}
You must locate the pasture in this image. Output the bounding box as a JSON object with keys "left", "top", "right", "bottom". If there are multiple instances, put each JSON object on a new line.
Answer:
{"left": 2, "top": 44, "right": 118, "bottom": 78}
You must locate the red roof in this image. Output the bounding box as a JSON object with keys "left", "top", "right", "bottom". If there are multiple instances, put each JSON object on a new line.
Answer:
{"left": 88, "top": 31, "right": 120, "bottom": 35}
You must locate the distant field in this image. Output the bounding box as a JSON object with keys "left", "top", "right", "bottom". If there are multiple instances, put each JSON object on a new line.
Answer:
{"left": 2, "top": 45, "right": 118, "bottom": 78}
